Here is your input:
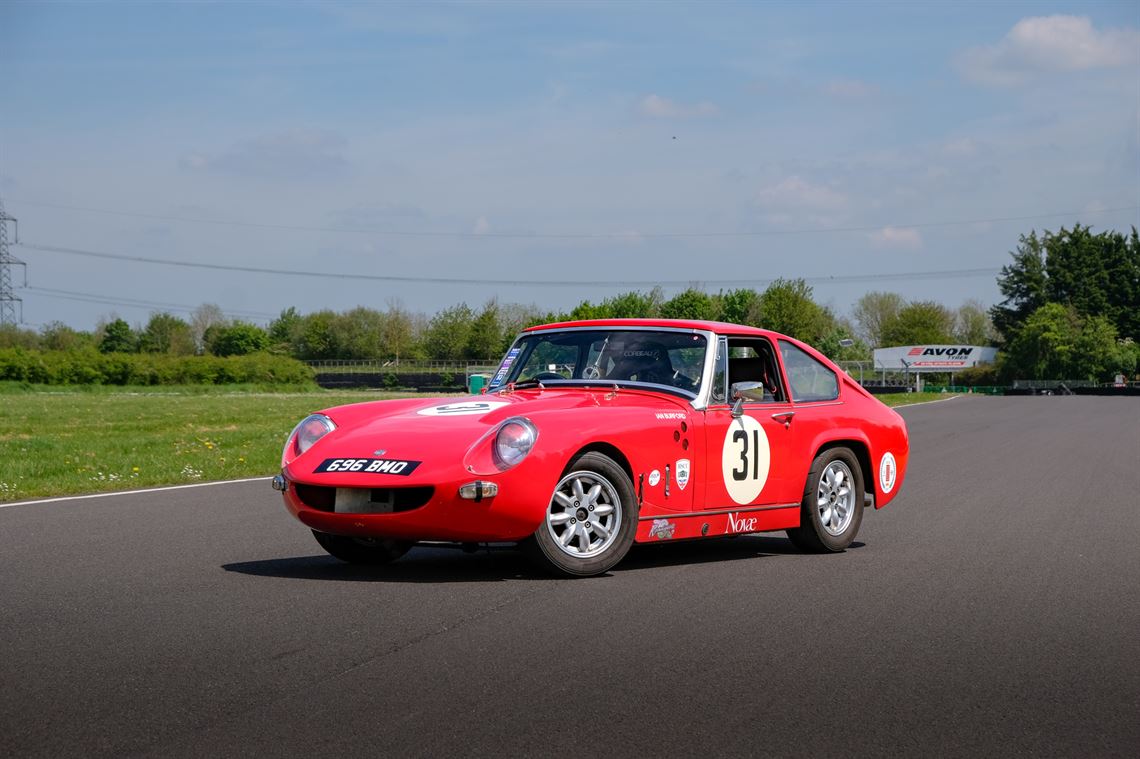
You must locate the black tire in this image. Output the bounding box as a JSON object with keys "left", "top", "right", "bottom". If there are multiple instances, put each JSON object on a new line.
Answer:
{"left": 312, "top": 530, "right": 413, "bottom": 565}
{"left": 524, "top": 451, "right": 638, "bottom": 577}
{"left": 785, "top": 447, "right": 864, "bottom": 553}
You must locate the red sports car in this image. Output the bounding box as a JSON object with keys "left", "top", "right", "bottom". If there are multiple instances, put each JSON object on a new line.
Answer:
{"left": 274, "top": 319, "right": 908, "bottom": 576}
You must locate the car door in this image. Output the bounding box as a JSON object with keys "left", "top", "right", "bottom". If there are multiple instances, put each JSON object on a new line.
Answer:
{"left": 774, "top": 339, "right": 846, "bottom": 497}
{"left": 701, "top": 336, "right": 803, "bottom": 511}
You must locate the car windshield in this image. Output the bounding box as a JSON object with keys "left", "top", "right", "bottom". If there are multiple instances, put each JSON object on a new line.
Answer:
{"left": 489, "top": 329, "right": 709, "bottom": 398}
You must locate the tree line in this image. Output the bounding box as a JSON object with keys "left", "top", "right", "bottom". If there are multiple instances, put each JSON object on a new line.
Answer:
{"left": 1, "top": 224, "right": 1135, "bottom": 382}
{"left": 0, "top": 281, "right": 992, "bottom": 364}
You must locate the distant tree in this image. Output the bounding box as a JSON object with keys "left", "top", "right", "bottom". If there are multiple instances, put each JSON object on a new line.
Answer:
{"left": 954, "top": 299, "right": 995, "bottom": 345}
{"left": 852, "top": 291, "right": 905, "bottom": 347}
{"left": 816, "top": 321, "right": 872, "bottom": 363}
{"left": 296, "top": 310, "right": 339, "bottom": 360}
{"left": 139, "top": 313, "right": 195, "bottom": 355}
{"left": 880, "top": 301, "right": 955, "bottom": 346}
{"left": 660, "top": 288, "right": 715, "bottom": 320}
{"left": 604, "top": 288, "right": 664, "bottom": 318}
{"left": 190, "top": 303, "right": 228, "bottom": 354}
{"left": 465, "top": 300, "right": 502, "bottom": 359}
{"left": 714, "top": 288, "right": 759, "bottom": 326}
{"left": 992, "top": 225, "right": 1139, "bottom": 346}
{"left": 268, "top": 307, "right": 303, "bottom": 351}
{"left": 991, "top": 232, "right": 1048, "bottom": 344}
{"left": 423, "top": 303, "right": 474, "bottom": 361}
{"left": 1045, "top": 224, "right": 1139, "bottom": 342}
{"left": 383, "top": 300, "right": 420, "bottom": 362}
{"left": 568, "top": 300, "right": 605, "bottom": 320}
{"left": 334, "top": 307, "right": 386, "bottom": 360}
{"left": 208, "top": 322, "right": 269, "bottom": 357}
{"left": 1004, "top": 303, "right": 1081, "bottom": 380}
{"left": 0, "top": 323, "right": 41, "bottom": 350}
{"left": 753, "top": 279, "right": 833, "bottom": 342}
{"left": 39, "top": 321, "right": 93, "bottom": 352}
{"left": 99, "top": 318, "right": 138, "bottom": 353}
{"left": 498, "top": 302, "right": 545, "bottom": 353}
{"left": 1074, "top": 315, "right": 1126, "bottom": 382}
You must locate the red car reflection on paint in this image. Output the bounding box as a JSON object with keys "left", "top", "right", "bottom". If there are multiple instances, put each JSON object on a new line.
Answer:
{"left": 274, "top": 319, "right": 908, "bottom": 577}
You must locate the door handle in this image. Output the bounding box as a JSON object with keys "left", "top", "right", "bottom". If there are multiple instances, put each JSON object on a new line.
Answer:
{"left": 771, "top": 411, "right": 795, "bottom": 427}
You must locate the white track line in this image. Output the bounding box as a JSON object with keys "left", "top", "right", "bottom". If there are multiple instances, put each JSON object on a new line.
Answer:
{"left": 0, "top": 476, "right": 272, "bottom": 509}
{"left": 892, "top": 394, "right": 963, "bottom": 409}
{"left": 1, "top": 396, "right": 965, "bottom": 508}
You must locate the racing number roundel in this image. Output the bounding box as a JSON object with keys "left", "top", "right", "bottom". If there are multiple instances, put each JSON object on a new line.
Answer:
{"left": 879, "top": 452, "right": 897, "bottom": 493}
{"left": 721, "top": 415, "right": 770, "bottom": 505}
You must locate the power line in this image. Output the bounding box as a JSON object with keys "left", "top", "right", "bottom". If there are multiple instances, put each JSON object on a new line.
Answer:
{"left": 8, "top": 197, "right": 1138, "bottom": 240}
{"left": 18, "top": 241, "right": 1002, "bottom": 287}
{"left": 21, "top": 285, "right": 277, "bottom": 320}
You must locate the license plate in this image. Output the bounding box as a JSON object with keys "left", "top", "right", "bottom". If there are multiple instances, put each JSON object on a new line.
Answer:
{"left": 314, "top": 458, "right": 421, "bottom": 475}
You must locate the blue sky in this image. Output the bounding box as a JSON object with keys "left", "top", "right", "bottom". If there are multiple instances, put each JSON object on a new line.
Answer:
{"left": 1, "top": 1, "right": 1137, "bottom": 330}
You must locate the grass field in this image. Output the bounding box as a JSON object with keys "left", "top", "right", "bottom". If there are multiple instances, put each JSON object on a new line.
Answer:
{"left": 0, "top": 385, "right": 958, "bottom": 502}
{"left": 0, "top": 386, "right": 425, "bottom": 503}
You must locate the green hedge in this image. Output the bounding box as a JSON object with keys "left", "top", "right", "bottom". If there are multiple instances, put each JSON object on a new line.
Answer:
{"left": 0, "top": 349, "right": 315, "bottom": 386}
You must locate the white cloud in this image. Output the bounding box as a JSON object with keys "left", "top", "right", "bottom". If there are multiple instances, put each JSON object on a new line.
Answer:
{"left": 870, "top": 226, "right": 923, "bottom": 249}
{"left": 756, "top": 175, "right": 848, "bottom": 212}
{"left": 639, "top": 94, "right": 719, "bottom": 118}
{"left": 958, "top": 15, "right": 1140, "bottom": 87}
{"left": 823, "top": 79, "right": 878, "bottom": 99}
{"left": 182, "top": 130, "right": 349, "bottom": 181}
{"left": 941, "top": 138, "right": 979, "bottom": 158}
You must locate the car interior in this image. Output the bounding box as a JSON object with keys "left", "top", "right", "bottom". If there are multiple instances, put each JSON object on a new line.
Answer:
{"left": 727, "top": 341, "right": 784, "bottom": 402}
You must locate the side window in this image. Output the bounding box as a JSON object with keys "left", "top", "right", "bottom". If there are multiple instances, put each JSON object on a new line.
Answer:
{"left": 726, "top": 339, "right": 784, "bottom": 402}
{"left": 778, "top": 341, "right": 838, "bottom": 402}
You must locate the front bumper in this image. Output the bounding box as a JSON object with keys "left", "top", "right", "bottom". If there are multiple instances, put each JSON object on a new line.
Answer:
{"left": 277, "top": 467, "right": 547, "bottom": 543}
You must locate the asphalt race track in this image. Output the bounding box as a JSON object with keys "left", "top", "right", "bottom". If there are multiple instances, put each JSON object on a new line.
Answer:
{"left": 2, "top": 396, "right": 1138, "bottom": 757}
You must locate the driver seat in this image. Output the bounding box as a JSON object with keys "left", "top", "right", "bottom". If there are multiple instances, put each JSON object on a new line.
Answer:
{"left": 607, "top": 345, "right": 675, "bottom": 384}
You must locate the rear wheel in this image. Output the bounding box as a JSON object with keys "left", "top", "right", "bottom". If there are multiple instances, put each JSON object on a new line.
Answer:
{"left": 525, "top": 452, "right": 637, "bottom": 577}
{"left": 786, "top": 447, "right": 864, "bottom": 553}
{"left": 312, "top": 530, "right": 413, "bottom": 565}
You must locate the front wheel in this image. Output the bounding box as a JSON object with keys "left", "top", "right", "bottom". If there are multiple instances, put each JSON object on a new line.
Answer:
{"left": 524, "top": 452, "right": 638, "bottom": 577}
{"left": 786, "top": 447, "right": 864, "bottom": 553}
{"left": 312, "top": 530, "right": 413, "bottom": 565}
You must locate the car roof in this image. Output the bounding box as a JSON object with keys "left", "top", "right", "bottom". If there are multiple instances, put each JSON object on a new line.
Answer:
{"left": 524, "top": 318, "right": 781, "bottom": 339}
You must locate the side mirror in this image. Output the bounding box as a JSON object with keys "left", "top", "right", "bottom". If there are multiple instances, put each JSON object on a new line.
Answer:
{"left": 730, "top": 381, "right": 767, "bottom": 418}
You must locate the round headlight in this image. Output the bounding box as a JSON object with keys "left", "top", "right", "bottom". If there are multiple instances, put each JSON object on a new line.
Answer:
{"left": 494, "top": 418, "right": 537, "bottom": 469}
{"left": 288, "top": 414, "right": 336, "bottom": 458}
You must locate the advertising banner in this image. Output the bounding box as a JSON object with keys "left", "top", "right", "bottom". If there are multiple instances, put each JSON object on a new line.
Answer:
{"left": 873, "top": 345, "right": 998, "bottom": 372}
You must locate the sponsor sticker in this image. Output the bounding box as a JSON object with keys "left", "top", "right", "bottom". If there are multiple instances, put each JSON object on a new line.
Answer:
{"left": 675, "top": 459, "right": 690, "bottom": 491}
{"left": 879, "top": 452, "right": 897, "bottom": 494}
{"left": 647, "top": 469, "right": 661, "bottom": 487}
{"left": 725, "top": 512, "right": 759, "bottom": 534}
{"left": 654, "top": 411, "right": 686, "bottom": 420}
{"left": 417, "top": 401, "right": 509, "bottom": 417}
{"left": 648, "top": 519, "right": 676, "bottom": 540}
{"left": 315, "top": 458, "right": 421, "bottom": 476}
{"left": 489, "top": 348, "right": 521, "bottom": 388}
{"left": 721, "top": 415, "right": 770, "bottom": 505}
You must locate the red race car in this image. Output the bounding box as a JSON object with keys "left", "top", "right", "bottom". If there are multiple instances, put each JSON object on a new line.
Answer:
{"left": 274, "top": 319, "right": 908, "bottom": 576}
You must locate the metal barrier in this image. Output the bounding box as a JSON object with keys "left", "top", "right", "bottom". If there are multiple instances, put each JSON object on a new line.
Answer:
{"left": 307, "top": 359, "right": 498, "bottom": 375}
{"left": 923, "top": 385, "right": 1005, "bottom": 395}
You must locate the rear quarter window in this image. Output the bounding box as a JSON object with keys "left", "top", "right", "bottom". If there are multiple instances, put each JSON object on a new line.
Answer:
{"left": 778, "top": 341, "right": 839, "bottom": 402}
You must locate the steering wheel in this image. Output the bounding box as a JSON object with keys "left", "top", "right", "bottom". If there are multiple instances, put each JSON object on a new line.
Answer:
{"left": 529, "top": 372, "right": 564, "bottom": 382}
{"left": 671, "top": 371, "right": 697, "bottom": 391}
